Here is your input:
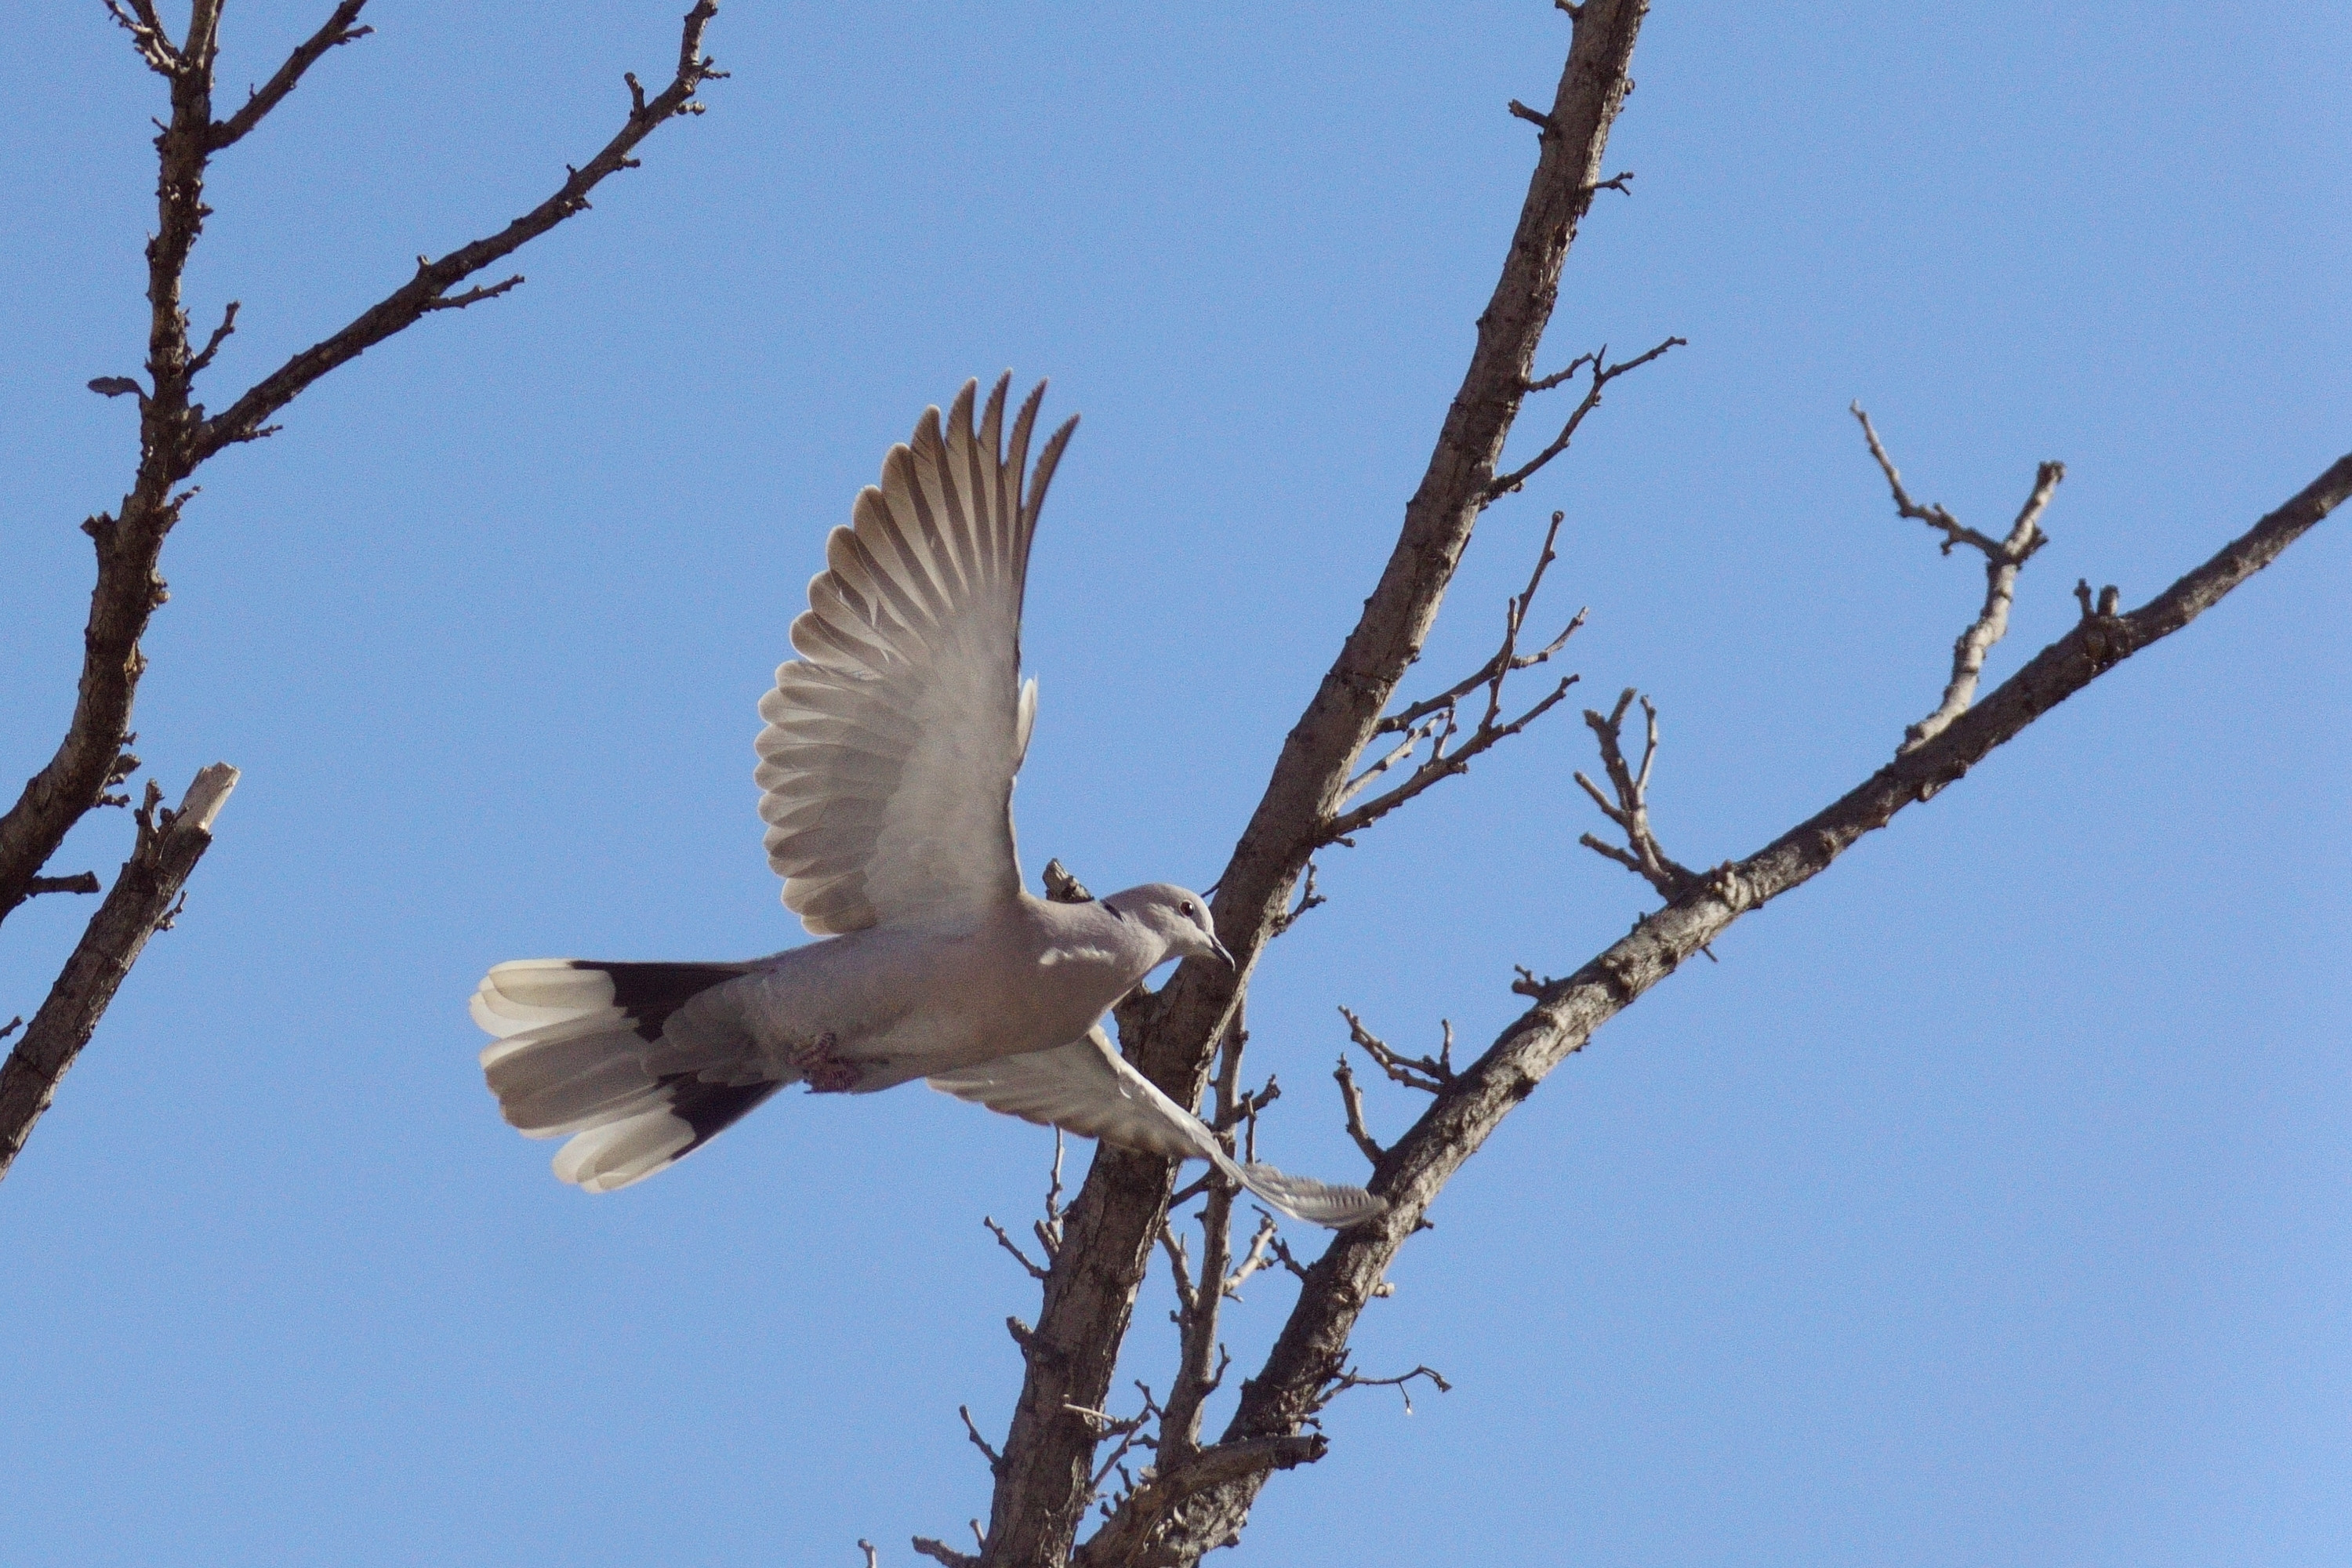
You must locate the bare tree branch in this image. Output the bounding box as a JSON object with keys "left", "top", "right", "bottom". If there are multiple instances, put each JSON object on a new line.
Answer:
{"left": 0, "top": 2, "right": 723, "bottom": 933}
{"left": 1322, "top": 672, "right": 1577, "bottom": 845}
{"left": 1071, "top": 1436, "right": 1326, "bottom": 1568}
{"left": 1265, "top": 861, "right": 1324, "bottom": 938}
{"left": 1485, "top": 334, "right": 1683, "bottom": 503}
{"left": 1312, "top": 1362, "right": 1452, "bottom": 1417}
{"left": 192, "top": 2, "right": 724, "bottom": 459}
{"left": 1156, "top": 1022, "right": 1249, "bottom": 1470}
{"left": 1338, "top": 1007, "right": 1455, "bottom": 1094}
{"left": 1852, "top": 405, "right": 2065, "bottom": 751}
{"left": 101, "top": 0, "right": 180, "bottom": 75}
{"left": 1130, "top": 446, "right": 2352, "bottom": 1562}
{"left": 1370, "top": 508, "right": 1584, "bottom": 741}
{"left": 0, "top": 765, "right": 238, "bottom": 1178}
{"left": 960, "top": 1406, "right": 1006, "bottom": 1478}
{"left": 1575, "top": 687, "right": 1698, "bottom": 898}
{"left": 1324, "top": 507, "right": 1587, "bottom": 844}
{"left": 0, "top": 4, "right": 725, "bottom": 1181}
{"left": 978, "top": 8, "right": 1657, "bottom": 1560}
{"left": 1333, "top": 1058, "right": 1385, "bottom": 1166}
{"left": 208, "top": 0, "right": 373, "bottom": 151}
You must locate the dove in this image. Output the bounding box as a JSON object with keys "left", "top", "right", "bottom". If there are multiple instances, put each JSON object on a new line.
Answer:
{"left": 471, "top": 376, "right": 1381, "bottom": 1229}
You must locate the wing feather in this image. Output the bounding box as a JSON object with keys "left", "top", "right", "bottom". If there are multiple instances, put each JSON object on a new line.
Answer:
{"left": 757, "top": 376, "right": 1077, "bottom": 934}
{"left": 927, "top": 1029, "right": 1387, "bottom": 1229}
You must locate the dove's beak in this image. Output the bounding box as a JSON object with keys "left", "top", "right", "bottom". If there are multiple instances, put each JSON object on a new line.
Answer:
{"left": 1210, "top": 937, "right": 1235, "bottom": 968}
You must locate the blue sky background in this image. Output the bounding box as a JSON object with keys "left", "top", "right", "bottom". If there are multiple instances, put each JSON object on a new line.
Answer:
{"left": 2, "top": 3, "right": 2346, "bottom": 1563}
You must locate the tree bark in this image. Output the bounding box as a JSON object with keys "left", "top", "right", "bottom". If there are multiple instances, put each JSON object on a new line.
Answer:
{"left": 0, "top": 765, "right": 239, "bottom": 1178}
{"left": 975, "top": 5, "right": 1653, "bottom": 1564}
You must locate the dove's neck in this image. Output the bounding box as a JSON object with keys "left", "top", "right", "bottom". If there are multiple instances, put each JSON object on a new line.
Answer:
{"left": 1018, "top": 894, "right": 1172, "bottom": 1012}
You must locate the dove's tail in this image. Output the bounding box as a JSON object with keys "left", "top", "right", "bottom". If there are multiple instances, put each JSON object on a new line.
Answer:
{"left": 470, "top": 959, "right": 778, "bottom": 1193}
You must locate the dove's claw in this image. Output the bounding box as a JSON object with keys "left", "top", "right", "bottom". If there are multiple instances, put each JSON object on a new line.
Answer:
{"left": 792, "top": 1031, "right": 864, "bottom": 1094}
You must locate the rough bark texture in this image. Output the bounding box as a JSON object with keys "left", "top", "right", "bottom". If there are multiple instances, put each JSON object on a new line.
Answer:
{"left": 974, "top": 5, "right": 1653, "bottom": 1564}
{"left": 0, "top": 765, "right": 238, "bottom": 1178}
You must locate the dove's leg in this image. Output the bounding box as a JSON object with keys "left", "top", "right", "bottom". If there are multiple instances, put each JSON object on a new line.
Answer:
{"left": 789, "top": 1030, "right": 868, "bottom": 1094}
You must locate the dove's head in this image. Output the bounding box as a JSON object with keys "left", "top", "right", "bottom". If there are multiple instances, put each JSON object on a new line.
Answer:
{"left": 1107, "top": 883, "right": 1233, "bottom": 969}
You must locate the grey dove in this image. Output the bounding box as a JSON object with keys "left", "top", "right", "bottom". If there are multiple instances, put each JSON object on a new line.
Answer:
{"left": 471, "top": 376, "right": 1382, "bottom": 1229}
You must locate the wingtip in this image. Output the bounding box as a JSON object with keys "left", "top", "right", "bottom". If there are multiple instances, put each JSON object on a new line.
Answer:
{"left": 1238, "top": 1163, "right": 1388, "bottom": 1229}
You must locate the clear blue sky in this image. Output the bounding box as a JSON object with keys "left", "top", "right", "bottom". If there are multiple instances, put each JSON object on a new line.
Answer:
{"left": 3, "top": 4, "right": 2347, "bottom": 1564}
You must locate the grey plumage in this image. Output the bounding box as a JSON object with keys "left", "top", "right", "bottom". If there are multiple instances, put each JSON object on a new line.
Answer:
{"left": 473, "top": 376, "right": 1381, "bottom": 1228}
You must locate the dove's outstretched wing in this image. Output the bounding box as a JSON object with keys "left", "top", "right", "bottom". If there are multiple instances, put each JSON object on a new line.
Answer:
{"left": 757, "top": 376, "right": 1076, "bottom": 935}
{"left": 927, "top": 1028, "right": 1387, "bottom": 1229}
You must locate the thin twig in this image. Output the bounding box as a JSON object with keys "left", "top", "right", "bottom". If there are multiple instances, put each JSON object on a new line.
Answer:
{"left": 209, "top": 0, "right": 374, "bottom": 151}
{"left": 1080, "top": 1382, "right": 1164, "bottom": 1497}
{"left": 958, "top": 1406, "right": 1004, "bottom": 1476}
{"left": 1853, "top": 405, "right": 2065, "bottom": 751}
{"left": 1486, "top": 336, "right": 1683, "bottom": 503}
{"left": 1333, "top": 1057, "right": 1385, "bottom": 1165}
{"left": 419, "top": 274, "right": 524, "bottom": 313}
{"left": 1574, "top": 688, "right": 1698, "bottom": 899}
{"left": 192, "top": 2, "right": 724, "bottom": 459}
{"left": 1312, "top": 1363, "right": 1454, "bottom": 1417}
{"left": 1326, "top": 678, "right": 1576, "bottom": 844}
{"left": 1327, "top": 510, "right": 1586, "bottom": 842}
{"left": 1337, "top": 1006, "right": 1454, "bottom": 1094}
{"left": 1222, "top": 1210, "right": 1283, "bottom": 1301}
{"left": 187, "top": 300, "right": 239, "bottom": 375}
{"left": 1373, "top": 509, "right": 1585, "bottom": 739}
{"left": 982, "top": 1215, "right": 1047, "bottom": 1281}
{"left": 1268, "top": 860, "right": 1326, "bottom": 938}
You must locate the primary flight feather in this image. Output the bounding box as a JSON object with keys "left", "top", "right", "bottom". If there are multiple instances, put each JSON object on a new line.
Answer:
{"left": 472, "top": 376, "right": 1381, "bottom": 1229}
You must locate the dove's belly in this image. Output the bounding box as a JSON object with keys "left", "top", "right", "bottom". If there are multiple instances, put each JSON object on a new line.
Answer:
{"left": 719, "top": 909, "right": 1138, "bottom": 1092}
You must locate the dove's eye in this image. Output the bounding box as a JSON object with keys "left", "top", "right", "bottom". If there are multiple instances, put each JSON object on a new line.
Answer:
{"left": 1179, "top": 901, "right": 1196, "bottom": 918}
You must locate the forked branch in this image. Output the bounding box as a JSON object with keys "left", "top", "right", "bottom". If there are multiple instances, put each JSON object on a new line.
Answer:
{"left": 1311, "top": 1362, "right": 1454, "bottom": 1417}
{"left": 1325, "top": 510, "right": 1586, "bottom": 844}
{"left": 1486, "top": 335, "right": 1683, "bottom": 503}
{"left": 1574, "top": 688, "right": 1697, "bottom": 899}
{"left": 1338, "top": 1007, "right": 1455, "bottom": 1094}
{"left": 1852, "top": 405, "right": 2064, "bottom": 751}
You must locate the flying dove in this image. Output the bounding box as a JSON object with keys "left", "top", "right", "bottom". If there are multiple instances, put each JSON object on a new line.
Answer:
{"left": 471, "top": 376, "right": 1381, "bottom": 1229}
